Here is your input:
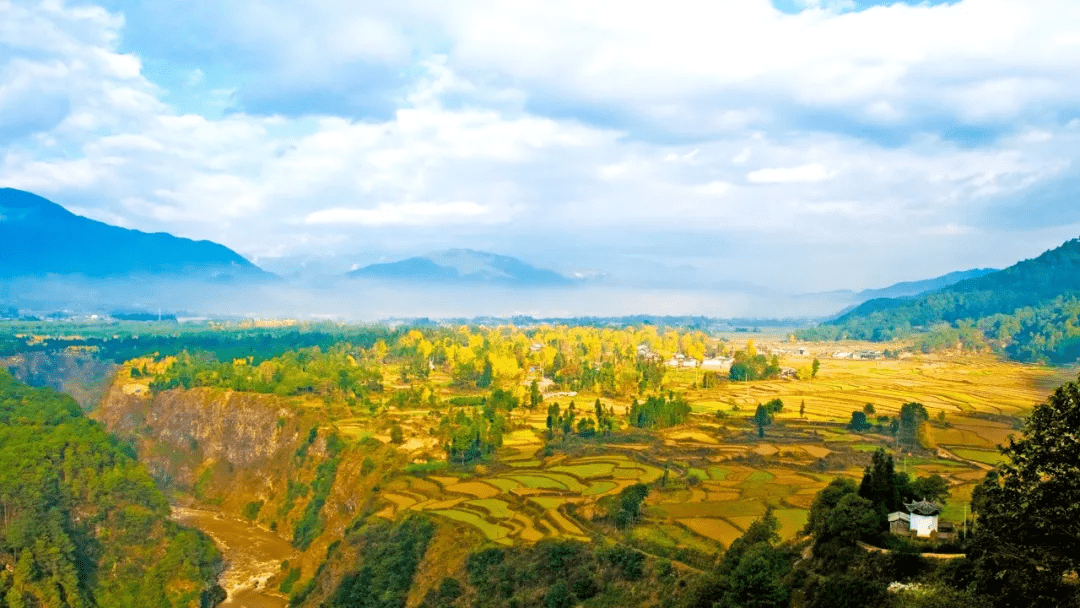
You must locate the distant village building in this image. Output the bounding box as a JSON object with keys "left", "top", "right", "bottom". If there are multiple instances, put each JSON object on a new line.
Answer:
{"left": 701, "top": 357, "right": 734, "bottom": 371}
{"left": 889, "top": 499, "right": 943, "bottom": 537}
{"left": 666, "top": 353, "right": 699, "bottom": 368}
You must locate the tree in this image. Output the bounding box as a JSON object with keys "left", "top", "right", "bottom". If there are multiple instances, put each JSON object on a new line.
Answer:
{"left": 800, "top": 400, "right": 806, "bottom": 418}
{"left": 812, "top": 358, "right": 821, "bottom": 378}
{"left": 858, "top": 448, "right": 901, "bottom": 515}
{"left": 898, "top": 402, "right": 929, "bottom": 450}
{"left": 529, "top": 379, "right": 542, "bottom": 410}
{"left": 546, "top": 402, "right": 560, "bottom": 440}
{"left": 908, "top": 474, "right": 949, "bottom": 505}
{"left": 848, "top": 411, "right": 871, "bottom": 432}
{"left": 804, "top": 477, "right": 881, "bottom": 570}
{"left": 390, "top": 424, "right": 405, "bottom": 445}
{"left": 753, "top": 404, "right": 773, "bottom": 438}
{"left": 967, "top": 375, "right": 1080, "bottom": 607}
{"left": 863, "top": 403, "right": 876, "bottom": 415}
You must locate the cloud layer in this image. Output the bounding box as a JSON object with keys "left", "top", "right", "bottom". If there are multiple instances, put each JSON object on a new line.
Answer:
{"left": 2, "top": 0, "right": 1080, "bottom": 295}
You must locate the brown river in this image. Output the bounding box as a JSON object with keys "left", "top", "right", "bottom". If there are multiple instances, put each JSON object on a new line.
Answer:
{"left": 172, "top": 507, "right": 299, "bottom": 608}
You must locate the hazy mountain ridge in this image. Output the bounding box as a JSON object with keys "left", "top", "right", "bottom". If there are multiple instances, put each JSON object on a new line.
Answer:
{"left": 834, "top": 237, "right": 1080, "bottom": 325}
{"left": 801, "top": 236, "right": 1080, "bottom": 362}
{"left": 0, "top": 188, "right": 272, "bottom": 280}
{"left": 347, "top": 248, "right": 573, "bottom": 286}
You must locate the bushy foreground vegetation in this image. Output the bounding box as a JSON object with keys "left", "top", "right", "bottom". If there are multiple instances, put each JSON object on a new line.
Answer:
{"left": 0, "top": 371, "right": 223, "bottom": 607}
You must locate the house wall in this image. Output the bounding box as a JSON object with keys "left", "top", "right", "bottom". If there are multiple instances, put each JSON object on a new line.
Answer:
{"left": 909, "top": 513, "right": 938, "bottom": 537}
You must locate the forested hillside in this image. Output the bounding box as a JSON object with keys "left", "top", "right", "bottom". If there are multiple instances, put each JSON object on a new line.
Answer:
{"left": 0, "top": 371, "right": 223, "bottom": 607}
{"left": 801, "top": 237, "right": 1080, "bottom": 362}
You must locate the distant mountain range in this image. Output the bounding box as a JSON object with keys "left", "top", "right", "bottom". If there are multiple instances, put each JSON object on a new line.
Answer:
{"left": 852, "top": 268, "right": 998, "bottom": 301}
{"left": 806, "top": 236, "right": 1080, "bottom": 362}
{"left": 0, "top": 188, "right": 270, "bottom": 280}
{"left": 347, "top": 249, "right": 573, "bottom": 286}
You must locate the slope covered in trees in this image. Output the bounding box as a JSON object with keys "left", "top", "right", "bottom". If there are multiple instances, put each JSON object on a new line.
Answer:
{"left": 0, "top": 371, "right": 223, "bottom": 607}
{"left": 801, "top": 237, "right": 1080, "bottom": 362}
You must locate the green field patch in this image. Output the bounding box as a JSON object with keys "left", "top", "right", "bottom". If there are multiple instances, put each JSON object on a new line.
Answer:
{"left": 508, "top": 460, "right": 543, "bottom": 468}
{"left": 468, "top": 498, "right": 513, "bottom": 519}
{"left": 849, "top": 443, "right": 886, "bottom": 452}
{"left": 549, "top": 462, "right": 616, "bottom": 478}
{"left": 573, "top": 454, "right": 636, "bottom": 464}
{"left": 506, "top": 475, "right": 567, "bottom": 490}
{"left": 446, "top": 481, "right": 501, "bottom": 498}
{"left": 612, "top": 467, "right": 646, "bottom": 479}
{"left": 773, "top": 509, "right": 809, "bottom": 540}
{"left": 535, "top": 472, "right": 588, "bottom": 492}
{"left": 744, "top": 471, "right": 775, "bottom": 483}
{"left": 529, "top": 496, "right": 566, "bottom": 510}
{"left": 583, "top": 480, "right": 618, "bottom": 496}
{"left": 707, "top": 466, "right": 732, "bottom": 481}
{"left": 638, "top": 465, "right": 665, "bottom": 484}
{"left": 485, "top": 477, "right": 521, "bottom": 492}
{"left": 679, "top": 517, "right": 744, "bottom": 547}
{"left": 432, "top": 509, "right": 512, "bottom": 543}
{"left": 949, "top": 448, "right": 1007, "bottom": 466}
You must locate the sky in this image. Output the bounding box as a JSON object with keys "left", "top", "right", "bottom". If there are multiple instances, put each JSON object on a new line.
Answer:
{"left": 3, "top": 0, "right": 1080, "bottom": 295}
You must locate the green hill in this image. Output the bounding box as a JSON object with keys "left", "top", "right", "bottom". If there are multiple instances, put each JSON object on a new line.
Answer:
{"left": 801, "top": 237, "right": 1080, "bottom": 363}
{"left": 0, "top": 370, "right": 223, "bottom": 607}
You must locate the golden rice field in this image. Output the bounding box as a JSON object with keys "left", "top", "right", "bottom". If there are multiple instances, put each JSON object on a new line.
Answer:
{"left": 364, "top": 349, "right": 1076, "bottom": 561}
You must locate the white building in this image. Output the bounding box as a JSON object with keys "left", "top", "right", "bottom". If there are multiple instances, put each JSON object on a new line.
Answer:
{"left": 701, "top": 357, "right": 734, "bottom": 371}
{"left": 890, "top": 499, "right": 942, "bottom": 537}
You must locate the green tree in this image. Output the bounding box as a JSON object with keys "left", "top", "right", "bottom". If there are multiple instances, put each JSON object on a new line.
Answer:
{"left": 898, "top": 402, "right": 929, "bottom": 450}
{"left": 858, "top": 448, "right": 902, "bottom": 515}
{"left": 812, "top": 358, "right": 821, "bottom": 378}
{"left": 390, "top": 424, "right": 405, "bottom": 445}
{"left": 848, "top": 410, "right": 871, "bottom": 432}
{"left": 967, "top": 375, "right": 1080, "bottom": 607}
{"left": 753, "top": 404, "right": 773, "bottom": 438}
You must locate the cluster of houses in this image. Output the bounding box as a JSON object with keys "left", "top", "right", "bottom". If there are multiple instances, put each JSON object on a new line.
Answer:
{"left": 832, "top": 350, "right": 885, "bottom": 360}
{"left": 663, "top": 353, "right": 735, "bottom": 370}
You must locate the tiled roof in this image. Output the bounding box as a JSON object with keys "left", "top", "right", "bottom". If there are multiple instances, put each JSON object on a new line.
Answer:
{"left": 904, "top": 499, "right": 942, "bottom": 516}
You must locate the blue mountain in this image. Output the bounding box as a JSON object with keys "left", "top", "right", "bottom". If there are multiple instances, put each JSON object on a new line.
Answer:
{"left": 347, "top": 249, "right": 572, "bottom": 286}
{"left": 0, "top": 188, "right": 271, "bottom": 280}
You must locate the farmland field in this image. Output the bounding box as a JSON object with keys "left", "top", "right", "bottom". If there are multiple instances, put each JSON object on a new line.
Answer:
{"left": 357, "top": 345, "right": 1075, "bottom": 565}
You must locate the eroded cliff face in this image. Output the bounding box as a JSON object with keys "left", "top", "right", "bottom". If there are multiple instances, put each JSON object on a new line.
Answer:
{"left": 97, "top": 383, "right": 299, "bottom": 482}
{"left": 93, "top": 376, "right": 409, "bottom": 598}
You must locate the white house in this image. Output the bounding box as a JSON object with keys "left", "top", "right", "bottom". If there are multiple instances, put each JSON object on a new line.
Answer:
{"left": 701, "top": 357, "right": 734, "bottom": 371}
{"left": 890, "top": 499, "right": 942, "bottom": 537}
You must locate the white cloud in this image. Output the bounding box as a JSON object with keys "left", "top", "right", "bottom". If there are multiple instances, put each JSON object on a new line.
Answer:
{"left": 305, "top": 201, "right": 495, "bottom": 226}
{"left": 747, "top": 163, "right": 835, "bottom": 184}
{"left": 3, "top": 0, "right": 1080, "bottom": 293}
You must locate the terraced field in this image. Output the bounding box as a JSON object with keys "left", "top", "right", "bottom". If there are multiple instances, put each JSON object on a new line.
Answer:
{"left": 365, "top": 349, "right": 1075, "bottom": 559}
